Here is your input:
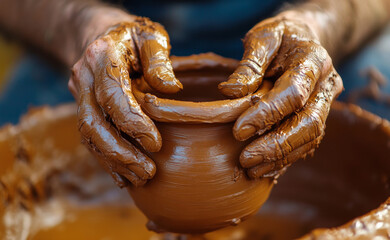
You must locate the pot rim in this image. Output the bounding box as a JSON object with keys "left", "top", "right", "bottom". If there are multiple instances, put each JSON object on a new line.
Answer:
{"left": 133, "top": 53, "right": 272, "bottom": 123}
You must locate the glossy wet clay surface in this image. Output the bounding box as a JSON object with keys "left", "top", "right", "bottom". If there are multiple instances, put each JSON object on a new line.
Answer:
{"left": 1, "top": 102, "right": 389, "bottom": 240}
{"left": 1, "top": 54, "right": 390, "bottom": 239}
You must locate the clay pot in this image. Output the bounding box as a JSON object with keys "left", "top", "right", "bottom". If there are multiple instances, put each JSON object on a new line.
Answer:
{"left": 1, "top": 98, "right": 389, "bottom": 239}
{"left": 127, "top": 53, "right": 274, "bottom": 234}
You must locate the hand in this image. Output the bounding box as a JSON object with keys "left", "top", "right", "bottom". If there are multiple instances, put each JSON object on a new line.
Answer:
{"left": 218, "top": 17, "right": 343, "bottom": 178}
{"left": 68, "top": 17, "right": 182, "bottom": 187}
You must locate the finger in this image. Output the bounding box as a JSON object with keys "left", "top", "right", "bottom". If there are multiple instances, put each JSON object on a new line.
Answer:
{"left": 88, "top": 38, "right": 162, "bottom": 153}
{"left": 240, "top": 69, "right": 342, "bottom": 170}
{"left": 234, "top": 43, "right": 331, "bottom": 141}
{"left": 135, "top": 17, "right": 183, "bottom": 94}
{"left": 218, "top": 20, "right": 284, "bottom": 98}
{"left": 79, "top": 86, "right": 156, "bottom": 185}
{"left": 247, "top": 135, "right": 322, "bottom": 179}
{"left": 132, "top": 80, "right": 272, "bottom": 124}
{"left": 77, "top": 62, "right": 156, "bottom": 186}
{"left": 111, "top": 162, "right": 147, "bottom": 187}
{"left": 95, "top": 154, "right": 147, "bottom": 188}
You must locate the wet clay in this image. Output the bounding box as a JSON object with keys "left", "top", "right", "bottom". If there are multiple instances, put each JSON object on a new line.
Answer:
{"left": 128, "top": 122, "right": 273, "bottom": 234}
{"left": 265, "top": 101, "right": 390, "bottom": 239}
{"left": 132, "top": 54, "right": 272, "bottom": 123}
{"left": 302, "top": 198, "right": 390, "bottom": 239}
{"left": 77, "top": 16, "right": 345, "bottom": 188}
{"left": 203, "top": 17, "right": 344, "bottom": 178}
{"left": 73, "top": 17, "right": 185, "bottom": 188}
{"left": 1, "top": 101, "right": 389, "bottom": 239}
{"left": 75, "top": 10, "right": 346, "bottom": 197}
{"left": 129, "top": 54, "right": 274, "bottom": 234}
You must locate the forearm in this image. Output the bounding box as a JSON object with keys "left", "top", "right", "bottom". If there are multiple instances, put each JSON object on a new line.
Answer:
{"left": 277, "top": 0, "right": 390, "bottom": 62}
{"left": 0, "top": 0, "right": 134, "bottom": 67}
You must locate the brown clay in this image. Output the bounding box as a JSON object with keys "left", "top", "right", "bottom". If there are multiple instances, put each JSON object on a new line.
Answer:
{"left": 76, "top": 14, "right": 347, "bottom": 188}
{"left": 301, "top": 198, "right": 390, "bottom": 239}
{"left": 1, "top": 101, "right": 390, "bottom": 239}
{"left": 128, "top": 53, "right": 274, "bottom": 234}
{"left": 73, "top": 17, "right": 185, "bottom": 187}
{"left": 122, "top": 52, "right": 345, "bottom": 234}
{"left": 132, "top": 54, "right": 272, "bottom": 124}
{"left": 213, "top": 16, "right": 344, "bottom": 179}
{"left": 128, "top": 121, "right": 273, "bottom": 234}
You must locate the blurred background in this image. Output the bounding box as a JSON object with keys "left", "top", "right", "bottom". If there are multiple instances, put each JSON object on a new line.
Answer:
{"left": 0, "top": 0, "right": 389, "bottom": 125}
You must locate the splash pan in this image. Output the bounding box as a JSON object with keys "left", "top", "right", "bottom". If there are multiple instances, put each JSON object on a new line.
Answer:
{"left": 0, "top": 101, "right": 389, "bottom": 240}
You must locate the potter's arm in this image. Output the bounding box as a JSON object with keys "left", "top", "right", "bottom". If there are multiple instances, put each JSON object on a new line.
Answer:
{"left": 0, "top": 0, "right": 182, "bottom": 92}
{"left": 0, "top": 0, "right": 132, "bottom": 67}
{"left": 219, "top": 0, "right": 390, "bottom": 178}
{"left": 281, "top": 0, "right": 390, "bottom": 63}
{"left": 0, "top": 0, "right": 183, "bottom": 187}
{"left": 219, "top": 0, "right": 390, "bottom": 98}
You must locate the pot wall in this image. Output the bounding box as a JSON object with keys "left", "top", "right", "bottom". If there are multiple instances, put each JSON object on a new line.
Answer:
{"left": 128, "top": 122, "right": 273, "bottom": 233}
{"left": 0, "top": 102, "right": 389, "bottom": 239}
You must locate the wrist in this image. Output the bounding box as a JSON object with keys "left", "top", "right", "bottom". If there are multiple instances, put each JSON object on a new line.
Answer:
{"left": 80, "top": 7, "right": 136, "bottom": 46}
{"left": 276, "top": 10, "right": 323, "bottom": 42}
{"left": 276, "top": 0, "right": 389, "bottom": 63}
{"left": 68, "top": 4, "right": 136, "bottom": 66}
{"left": 275, "top": 7, "right": 342, "bottom": 61}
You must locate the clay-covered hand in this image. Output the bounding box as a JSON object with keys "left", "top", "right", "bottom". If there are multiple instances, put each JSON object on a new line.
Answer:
{"left": 218, "top": 17, "right": 343, "bottom": 178}
{"left": 68, "top": 17, "right": 182, "bottom": 187}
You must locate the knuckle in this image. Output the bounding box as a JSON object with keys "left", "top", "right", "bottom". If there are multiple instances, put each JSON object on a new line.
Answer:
{"left": 313, "top": 44, "right": 328, "bottom": 57}
{"left": 331, "top": 71, "right": 344, "bottom": 94}
{"left": 85, "top": 38, "right": 110, "bottom": 63}
{"left": 274, "top": 134, "right": 287, "bottom": 159}
{"left": 85, "top": 42, "right": 98, "bottom": 57}
{"left": 308, "top": 113, "right": 325, "bottom": 137}
{"left": 239, "top": 58, "right": 263, "bottom": 77}
{"left": 134, "top": 17, "right": 168, "bottom": 39}
{"left": 323, "top": 69, "right": 344, "bottom": 98}
{"left": 77, "top": 111, "right": 93, "bottom": 137}
{"left": 290, "top": 82, "right": 308, "bottom": 109}
{"left": 311, "top": 44, "right": 332, "bottom": 70}
{"left": 85, "top": 46, "right": 96, "bottom": 64}
{"left": 71, "top": 60, "right": 83, "bottom": 78}
{"left": 246, "top": 19, "right": 282, "bottom": 40}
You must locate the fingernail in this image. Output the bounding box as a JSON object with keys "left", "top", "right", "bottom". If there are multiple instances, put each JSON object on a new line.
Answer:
{"left": 164, "top": 71, "right": 183, "bottom": 89}
{"left": 138, "top": 133, "right": 162, "bottom": 153}
{"left": 129, "top": 164, "right": 154, "bottom": 180}
{"left": 240, "top": 151, "right": 264, "bottom": 168}
{"left": 155, "top": 70, "right": 182, "bottom": 93}
{"left": 142, "top": 160, "right": 156, "bottom": 178}
{"left": 248, "top": 162, "right": 275, "bottom": 179}
{"left": 236, "top": 125, "right": 256, "bottom": 141}
{"left": 218, "top": 80, "right": 246, "bottom": 98}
